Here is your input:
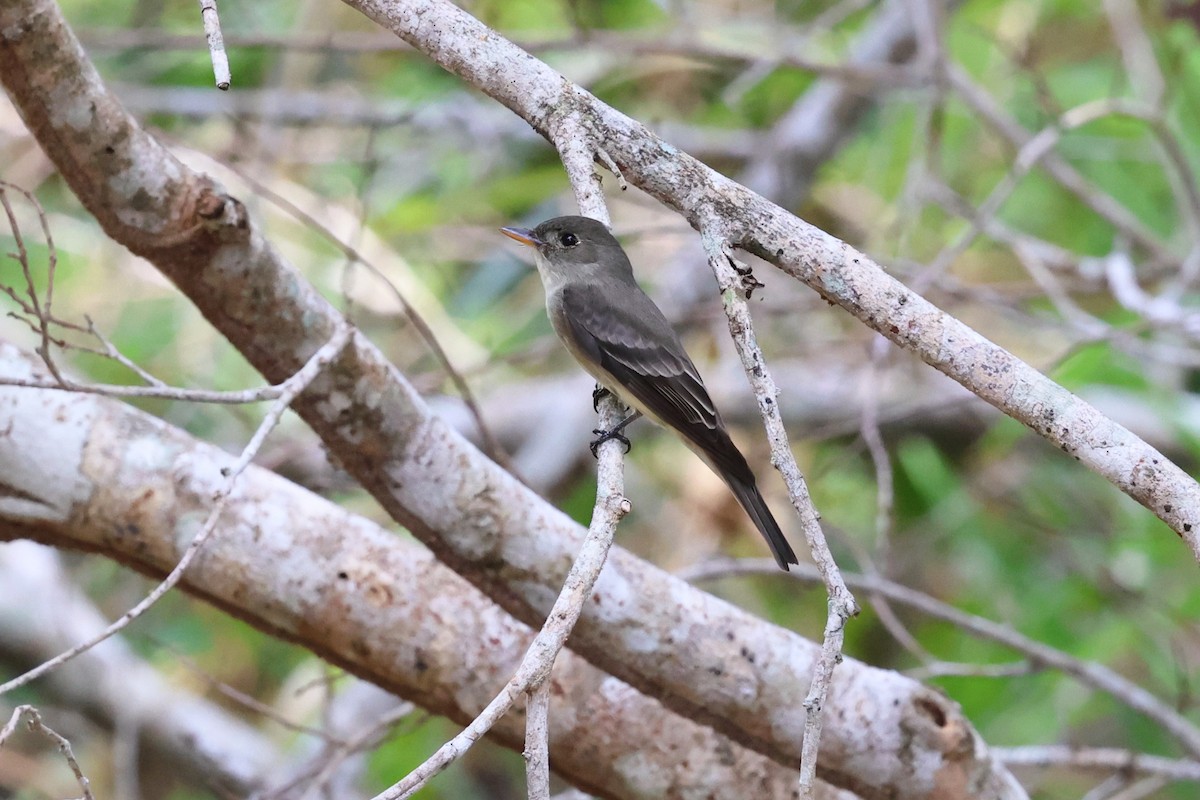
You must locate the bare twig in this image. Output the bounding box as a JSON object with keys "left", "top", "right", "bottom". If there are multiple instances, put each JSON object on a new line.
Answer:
{"left": 283, "top": 702, "right": 415, "bottom": 800}
{"left": 926, "top": 97, "right": 1193, "bottom": 282}
{"left": 524, "top": 682, "right": 552, "bottom": 800}
{"left": 370, "top": 394, "right": 628, "bottom": 799}
{"left": 79, "top": 315, "right": 166, "bottom": 386}
{"left": 698, "top": 226, "right": 858, "bottom": 798}
{"left": 846, "top": 344, "right": 934, "bottom": 663}
{"left": 923, "top": 179, "right": 1200, "bottom": 369}
{"left": 595, "top": 146, "right": 627, "bottom": 191}
{"left": 741, "top": 0, "right": 956, "bottom": 206}
{"left": 911, "top": 661, "right": 1036, "bottom": 680}
{"left": 153, "top": 641, "right": 334, "bottom": 740}
{"left": 0, "top": 705, "right": 95, "bottom": 800}
{"left": 76, "top": 24, "right": 921, "bottom": 91}
{"left": 0, "top": 324, "right": 352, "bottom": 696}
{"left": 0, "top": 181, "right": 304, "bottom": 405}
{"left": 1083, "top": 775, "right": 1168, "bottom": 800}
{"left": 859, "top": 339, "right": 896, "bottom": 559}
{"left": 945, "top": 64, "right": 1176, "bottom": 264}
{"left": 0, "top": 180, "right": 65, "bottom": 383}
{"left": 1102, "top": 0, "right": 1164, "bottom": 109}
{"left": 0, "top": 375, "right": 291, "bottom": 403}
{"left": 197, "top": 0, "right": 231, "bottom": 89}
{"left": 997, "top": 744, "right": 1200, "bottom": 782}
{"left": 553, "top": 112, "right": 611, "bottom": 225}
{"left": 0, "top": 542, "right": 284, "bottom": 795}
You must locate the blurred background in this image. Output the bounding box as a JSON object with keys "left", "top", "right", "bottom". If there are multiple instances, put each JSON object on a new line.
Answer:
{"left": 2, "top": 0, "right": 1200, "bottom": 797}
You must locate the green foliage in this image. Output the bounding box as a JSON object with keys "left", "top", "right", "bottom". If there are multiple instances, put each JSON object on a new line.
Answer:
{"left": 737, "top": 67, "right": 815, "bottom": 128}
{"left": 368, "top": 718, "right": 525, "bottom": 798}
{"left": 1052, "top": 342, "right": 1150, "bottom": 390}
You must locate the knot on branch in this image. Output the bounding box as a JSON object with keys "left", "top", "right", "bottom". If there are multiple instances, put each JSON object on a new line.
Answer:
{"left": 701, "top": 226, "right": 766, "bottom": 300}
{"left": 610, "top": 495, "right": 631, "bottom": 518}
{"left": 127, "top": 182, "right": 250, "bottom": 264}
{"left": 195, "top": 191, "right": 244, "bottom": 227}
{"left": 729, "top": 254, "right": 765, "bottom": 299}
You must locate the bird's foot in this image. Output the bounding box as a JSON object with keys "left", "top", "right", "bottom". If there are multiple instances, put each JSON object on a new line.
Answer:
{"left": 728, "top": 254, "right": 764, "bottom": 299}
{"left": 590, "top": 427, "right": 632, "bottom": 458}
{"left": 592, "top": 384, "right": 612, "bottom": 412}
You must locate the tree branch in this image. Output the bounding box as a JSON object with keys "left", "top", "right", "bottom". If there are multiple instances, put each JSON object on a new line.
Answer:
{"left": 699, "top": 223, "right": 858, "bottom": 798}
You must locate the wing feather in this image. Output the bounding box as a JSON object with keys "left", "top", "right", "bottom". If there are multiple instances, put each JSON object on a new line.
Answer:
{"left": 559, "top": 281, "right": 752, "bottom": 481}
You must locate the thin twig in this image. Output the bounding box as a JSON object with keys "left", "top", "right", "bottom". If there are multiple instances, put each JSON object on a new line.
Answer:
{"left": 911, "top": 661, "right": 1036, "bottom": 680}
{"left": 997, "top": 744, "right": 1200, "bottom": 782}
{"left": 1083, "top": 775, "right": 1168, "bottom": 800}
{"left": 553, "top": 111, "right": 611, "bottom": 225}
{"left": 697, "top": 224, "right": 857, "bottom": 798}
{"left": 0, "top": 181, "right": 65, "bottom": 384}
{"left": 76, "top": 26, "right": 926, "bottom": 91}
{"left": 288, "top": 703, "right": 416, "bottom": 800}
{"left": 151, "top": 638, "right": 335, "bottom": 739}
{"left": 370, "top": 395, "right": 628, "bottom": 799}
{"left": 847, "top": 339, "right": 933, "bottom": 659}
{"left": 859, "top": 338, "right": 896, "bottom": 560}
{"left": 0, "top": 705, "right": 96, "bottom": 800}
{"left": 1102, "top": 0, "right": 1164, "bottom": 110}
{"left": 0, "top": 375, "right": 290, "bottom": 403}
{"left": 81, "top": 315, "right": 168, "bottom": 386}
{"left": 0, "top": 181, "right": 303, "bottom": 405}
{"left": 524, "top": 682, "right": 552, "bottom": 800}
{"left": 197, "top": 0, "right": 231, "bottom": 89}
{"left": 595, "top": 146, "right": 627, "bottom": 191}
{"left": 945, "top": 64, "right": 1176, "bottom": 265}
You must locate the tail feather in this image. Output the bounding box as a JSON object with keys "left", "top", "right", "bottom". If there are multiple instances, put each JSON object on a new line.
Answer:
{"left": 681, "top": 430, "right": 798, "bottom": 571}
{"left": 727, "top": 476, "right": 798, "bottom": 570}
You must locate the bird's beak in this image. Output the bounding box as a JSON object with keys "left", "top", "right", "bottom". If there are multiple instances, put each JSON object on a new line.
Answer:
{"left": 500, "top": 226, "right": 543, "bottom": 248}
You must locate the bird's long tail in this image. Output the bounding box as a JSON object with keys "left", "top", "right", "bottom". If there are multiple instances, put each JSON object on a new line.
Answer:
{"left": 726, "top": 476, "right": 798, "bottom": 571}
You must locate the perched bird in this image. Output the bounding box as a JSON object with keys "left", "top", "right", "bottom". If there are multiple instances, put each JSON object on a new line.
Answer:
{"left": 501, "top": 216, "right": 798, "bottom": 570}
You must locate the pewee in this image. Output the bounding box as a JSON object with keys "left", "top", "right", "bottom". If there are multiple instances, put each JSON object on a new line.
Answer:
{"left": 501, "top": 216, "right": 798, "bottom": 570}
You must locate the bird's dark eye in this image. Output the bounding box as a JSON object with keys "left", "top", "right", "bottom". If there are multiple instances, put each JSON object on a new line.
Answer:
{"left": 559, "top": 232, "right": 579, "bottom": 247}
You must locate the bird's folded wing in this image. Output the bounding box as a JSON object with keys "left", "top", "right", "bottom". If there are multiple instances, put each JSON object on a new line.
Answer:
{"left": 559, "top": 283, "right": 753, "bottom": 480}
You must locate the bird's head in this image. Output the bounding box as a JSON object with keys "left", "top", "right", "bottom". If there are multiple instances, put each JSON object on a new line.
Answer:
{"left": 501, "top": 216, "right": 632, "bottom": 286}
